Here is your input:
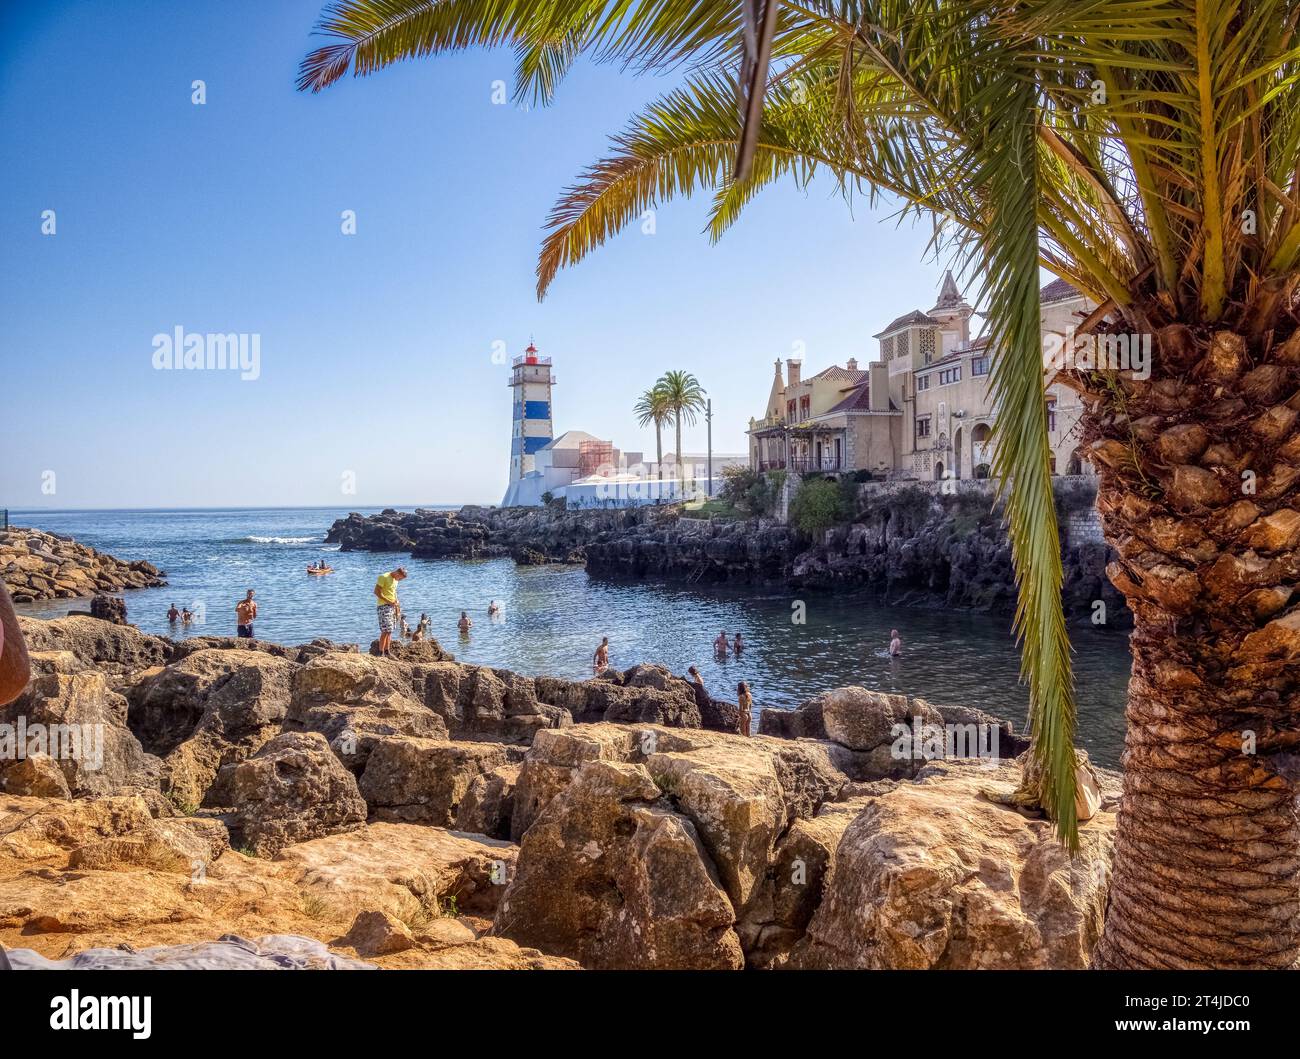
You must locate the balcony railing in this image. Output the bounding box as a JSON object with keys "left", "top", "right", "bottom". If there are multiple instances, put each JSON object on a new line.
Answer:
{"left": 788, "top": 455, "right": 843, "bottom": 473}
{"left": 757, "top": 459, "right": 787, "bottom": 471}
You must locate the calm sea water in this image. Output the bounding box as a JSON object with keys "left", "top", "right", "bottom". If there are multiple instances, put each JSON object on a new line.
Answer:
{"left": 10, "top": 507, "right": 1132, "bottom": 766}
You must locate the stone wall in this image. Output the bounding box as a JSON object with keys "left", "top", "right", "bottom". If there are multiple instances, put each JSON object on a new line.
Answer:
{"left": 850, "top": 475, "right": 1104, "bottom": 548}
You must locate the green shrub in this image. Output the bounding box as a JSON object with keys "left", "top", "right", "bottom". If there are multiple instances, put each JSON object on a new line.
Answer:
{"left": 720, "top": 465, "right": 781, "bottom": 517}
{"left": 789, "top": 478, "right": 851, "bottom": 536}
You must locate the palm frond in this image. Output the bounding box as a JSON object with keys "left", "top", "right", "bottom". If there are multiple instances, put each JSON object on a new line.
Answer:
{"left": 964, "top": 68, "right": 1080, "bottom": 848}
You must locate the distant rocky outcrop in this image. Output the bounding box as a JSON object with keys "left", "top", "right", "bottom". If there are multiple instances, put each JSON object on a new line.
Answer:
{"left": 325, "top": 505, "right": 632, "bottom": 564}
{"left": 1, "top": 526, "right": 165, "bottom": 604}
{"left": 323, "top": 485, "right": 1128, "bottom": 624}
{"left": 1, "top": 612, "right": 1118, "bottom": 971}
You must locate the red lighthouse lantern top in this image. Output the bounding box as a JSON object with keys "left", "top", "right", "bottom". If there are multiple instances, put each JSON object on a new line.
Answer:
{"left": 524, "top": 341, "right": 538, "bottom": 365}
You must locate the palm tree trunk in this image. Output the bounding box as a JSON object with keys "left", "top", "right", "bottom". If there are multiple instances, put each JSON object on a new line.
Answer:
{"left": 655, "top": 422, "right": 663, "bottom": 482}
{"left": 1091, "top": 616, "right": 1300, "bottom": 968}
{"left": 675, "top": 413, "right": 684, "bottom": 492}
{"left": 1083, "top": 329, "right": 1300, "bottom": 967}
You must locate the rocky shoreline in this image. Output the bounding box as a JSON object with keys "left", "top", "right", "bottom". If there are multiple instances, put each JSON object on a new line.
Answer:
{"left": 1, "top": 526, "right": 166, "bottom": 604}
{"left": 1, "top": 612, "right": 1117, "bottom": 970}
{"left": 325, "top": 488, "right": 1129, "bottom": 625}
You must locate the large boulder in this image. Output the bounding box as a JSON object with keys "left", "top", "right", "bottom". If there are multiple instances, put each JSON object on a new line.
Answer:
{"left": 0, "top": 670, "right": 161, "bottom": 798}
{"left": 762, "top": 687, "right": 967, "bottom": 781}
{"left": 291, "top": 651, "right": 414, "bottom": 707}
{"left": 736, "top": 794, "right": 877, "bottom": 967}
{"left": 89, "top": 594, "right": 128, "bottom": 625}
{"left": 442, "top": 666, "right": 571, "bottom": 743}
{"left": 642, "top": 735, "right": 844, "bottom": 919}
{"left": 494, "top": 760, "right": 744, "bottom": 969}
{"left": 510, "top": 724, "right": 640, "bottom": 840}
{"left": 820, "top": 686, "right": 935, "bottom": 751}
{"left": 358, "top": 737, "right": 515, "bottom": 825}
{"left": 287, "top": 652, "right": 448, "bottom": 770}
{"left": 787, "top": 759, "right": 1115, "bottom": 969}
{"left": 510, "top": 722, "right": 844, "bottom": 861}
{"left": 534, "top": 664, "right": 703, "bottom": 729}
{"left": 129, "top": 650, "right": 297, "bottom": 745}
{"left": 127, "top": 650, "right": 298, "bottom": 808}
{"left": 230, "top": 732, "right": 367, "bottom": 856}
{"left": 0, "top": 753, "right": 71, "bottom": 799}
{"left": 16, "top": 615, "right": 171, "bottom": 680}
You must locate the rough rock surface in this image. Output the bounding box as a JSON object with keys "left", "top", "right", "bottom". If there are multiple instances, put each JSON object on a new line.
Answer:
{"left": 286, "top": 652, "right": 450, "bottom": 769}
{"left": 271, "top": 821, "right": 515, "bottom": 918}
{"left": 1, "top": 616, "right": 1115, "bottom": 971}
{"left": 422, "top": 663, "right": 571, "bottom": 742}
{"left": 534, "top": 664, "right": 704, "bottom": 729}
{"left": 88, "top": 594, "right": 128, "bottom": 625}
{"left": 0, "top": 753, "right": 71, "bottom": 798}
{"left": 128, "top": 649, "right": 298, "bottom": 808}
{"left": 0, "top": 670, "right": 161, "bottom": 798}
{"left": 358, "top": 736, "right": 515, "bottom": 825}
{"left": 0, "top": 793, "right": 568, "bottom": 969}
{"left": 337, "top": 909, "right": 414, "bottom": 956}
{"left": 16, "top": 615, "right": 171, "bottom": 681}
{"left": 230, "top": 732, "right": 367, "bottom": 855}
{"left": 787, "top": 759, "right": 1116, "bottom": 969}
{"left": 821, "top": 687, "right": 935, "bottom": 751}
{"left": 1, "top": 526, "right": 165, "bottom": 603}
{"left": 737, "top": 794, "right": 875, "bottom": 967}
{"left": 455, "top": 763, "right": 520, "bottom": 839}
{"left": 494, "top": 760, "right": 745, "bottom": 969}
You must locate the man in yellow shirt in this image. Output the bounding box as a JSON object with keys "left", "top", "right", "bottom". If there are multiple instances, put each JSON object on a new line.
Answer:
{"left": 373, "top": 567, "right": 407, "bottom": 657}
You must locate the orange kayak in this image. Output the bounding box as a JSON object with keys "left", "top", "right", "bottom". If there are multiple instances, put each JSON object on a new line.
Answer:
{"left": 307, "top": 567, "right": 334, "bottom": 575}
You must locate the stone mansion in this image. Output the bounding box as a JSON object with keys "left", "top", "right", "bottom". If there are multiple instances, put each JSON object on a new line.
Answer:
{"left": 747, "top": 272, "right": 1095, "bottom": 480}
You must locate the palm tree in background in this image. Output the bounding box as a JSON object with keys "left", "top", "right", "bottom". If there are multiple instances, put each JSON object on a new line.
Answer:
{"left": 299, "top": 0, "right": 1300, "bottom": 969}
{"left": 655, "top": 370, "right": 707, "bottom": 488}
{"left": 633, "top": 384, "right": 672, "bottom": 481}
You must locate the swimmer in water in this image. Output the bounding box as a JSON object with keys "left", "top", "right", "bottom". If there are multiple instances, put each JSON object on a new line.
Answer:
{"left": 889, "top": 628, "right": 902, "bottom": 657}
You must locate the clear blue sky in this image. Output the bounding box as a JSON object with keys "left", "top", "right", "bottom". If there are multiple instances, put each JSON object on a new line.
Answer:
{"left": 1, "top": 0, "right": 950, "bottom": 509}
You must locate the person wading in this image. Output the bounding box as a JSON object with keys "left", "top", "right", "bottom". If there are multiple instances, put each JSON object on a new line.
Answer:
{"left": 235, "top": 590, "right": 257, "bottom": 638}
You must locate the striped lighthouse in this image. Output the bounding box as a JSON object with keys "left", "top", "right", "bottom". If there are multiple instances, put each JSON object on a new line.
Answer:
{"left": 504, "top": 340, "right": 554, "bottom": 501}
